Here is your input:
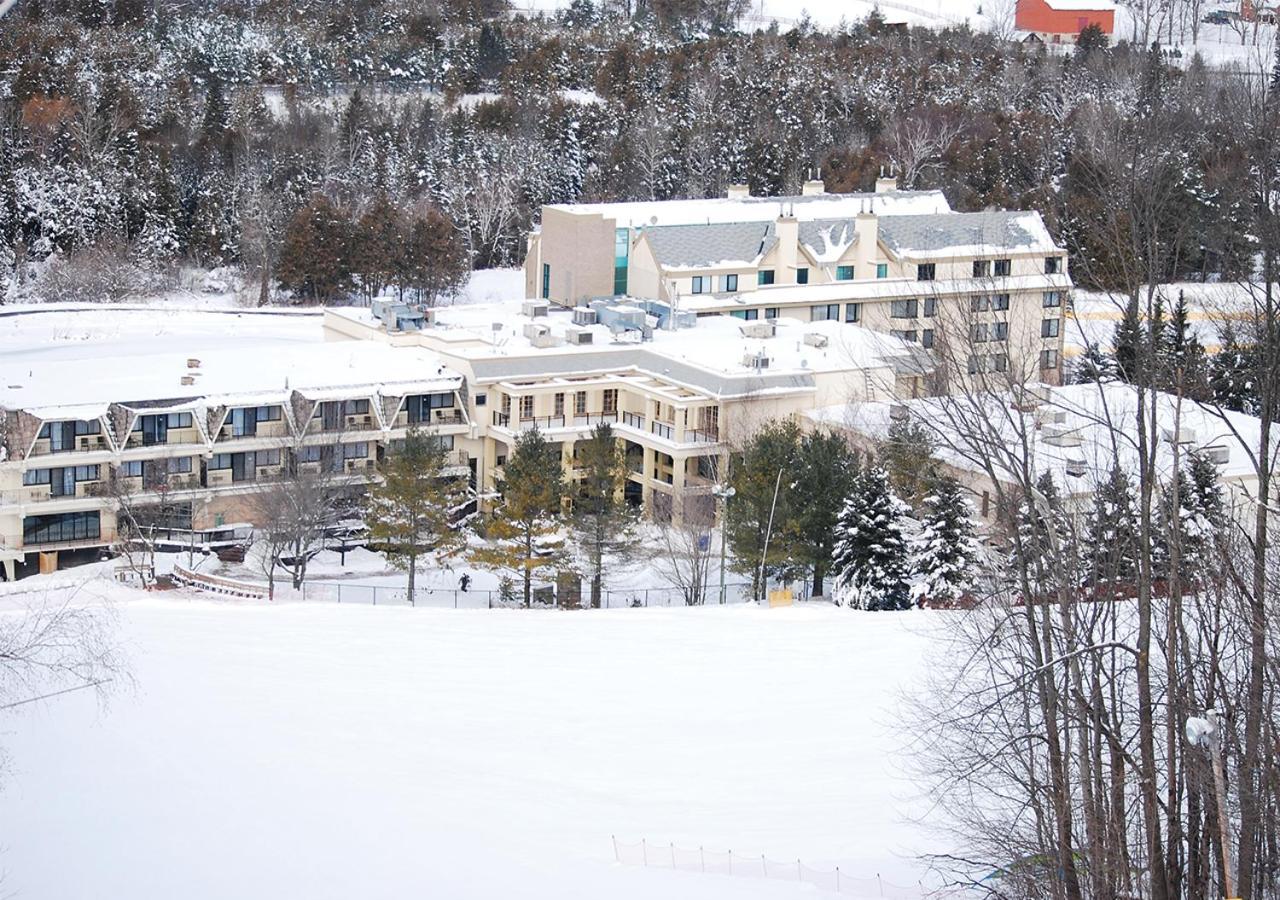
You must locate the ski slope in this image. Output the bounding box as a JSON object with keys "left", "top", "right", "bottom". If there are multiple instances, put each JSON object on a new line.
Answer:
{"left": 0, "top": 590, "right": 951, "bottom": 899}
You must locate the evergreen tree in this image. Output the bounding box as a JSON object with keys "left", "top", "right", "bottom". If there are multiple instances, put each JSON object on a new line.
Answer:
{"left": 353, "top": 194, "right": 406, "bottom": 301}
{"left": 367, "top": 428, "right": 469, "bottom": 606}
{"left": 726, "top": 419, "right": 801, "bottom": 601}
{"left": 1083, "top": 466, "right": 1139, "bottom": 586}
{"left": 471, "top": 426, "right": 565, "bottom": 606}
{"left": 1113, "top": 296, "right": 1143, "bottom": 383}
{"left": 791, "top": 429, "right": 859, "bottom": 597}
{"left": 1159, "top": 290, "right": 1207, "bottom": 396}
{"left": 277, "top": 195, "right": 356, "bottom": 303}
{"left": 571, "top": 423, "right": 638, "bottom": 608}
{"left": 399, "top": 206, "right": 470, "bottom": 304}
{"left": 1157, "top": 450, "right": 1225, "bottom": 583}
{"left": 1071, "top": 342, "right": 1118, "bottom": 384}
{"left": 879, "top": 416, "right": 938, "bottom": 508}
{"left": 832, "top": 466, "right": 912, "bottom": 611}
{"left": 1208, "top": 323, "right": 1261, "bottom": 414}
{"left": 1013, "top": 471, "right": 1076, "bottom": 599}
{"left": 912, "top": 476, "right": 981, "bottom": 607}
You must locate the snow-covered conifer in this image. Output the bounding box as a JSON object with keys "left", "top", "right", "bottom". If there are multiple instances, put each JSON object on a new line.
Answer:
{"left": 912, "top": 476, "right": 981, "bottom": 607}
{"left": 832, "top": 466, "right": 912, "bottom": 611}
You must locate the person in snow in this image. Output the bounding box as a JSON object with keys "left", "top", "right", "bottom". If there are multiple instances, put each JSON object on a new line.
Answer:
{"left": 460, "top": 573, "right": 471, "bottom": 592}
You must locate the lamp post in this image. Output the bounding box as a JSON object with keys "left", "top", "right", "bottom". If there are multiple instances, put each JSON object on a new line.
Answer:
{"left": 1187, "top": 710, "right": 1237, "bottom": 899}
{"left": 712, "top": 483, "right": 735, "bottom": 605}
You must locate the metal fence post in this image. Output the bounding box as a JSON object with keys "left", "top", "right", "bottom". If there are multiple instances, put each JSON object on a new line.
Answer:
{"left": 670, "top": 843, "right": 676, "bottom": 868}
{"left": 612, "top": 835, "right": 618, "bottom": 863}
{"left": 836, "top": 866, "right": 840, "bottom": 892}
{"left": 337, "top": 584, "right": 342, "bottom": 603}
{"left": 877, "top": 873, "right": 883, "bottom": 896}
{"left": 454, "top": 590, "right": 458, "bottom": 609}
{"left": 728, "top": 850, "right": 733, "bottom": 875}
{"left": 641, "top": 839, "right": 647, "bottom": 867}
{"left": 700, "top": 846, "right": 705, "bottom": 872}
{"left": 797, "top": 859, "right": 802, "bottom": 881}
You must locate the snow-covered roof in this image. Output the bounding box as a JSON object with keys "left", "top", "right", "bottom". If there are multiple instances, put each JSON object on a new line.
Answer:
{"left": 879, "top": 211, "right": 1060, "bottom": 259}
{"left": 800, "top": 219, "right": 861, "bottom": 264}
{"left": 328, "top": 302, "right": 921, "bottom": 399}
{"left": 545, "top": 190, "right": 952, "bottom": 229}
{"left": 811, "top": 383, "right": 1268, "bottom": 493}
{"left": 0, "top": 340, "right": 460, "bottom": 420}
{"left": 641, "top": 220, "right": 779, "bottom": 269}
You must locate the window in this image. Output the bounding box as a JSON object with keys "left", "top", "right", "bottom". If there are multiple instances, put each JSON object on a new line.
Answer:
{"left": 23, "top": 469, "right": 51, "bottom": 485}
{"left": 764, "top": 307, "right": 780, "bottom": 319}
{"left": 811, "top": 304, "right": 840, "bottom": 322}
{"left": 691, "top": 276, "right": 709, "bottom": 295}
{"left": 74, "top": 420, "right": 99, "bottom": 435}
{"left": 297, "top": 445, "right": 322, "bottom": 463}
{"left": 922, "top": 298, "right": 937, "bottom": 318}
{"left": 890, "top": 329, "right": 918, "bottom": 343}
{"left": 917, "top": 263, "right": 936, "bottom": 282}
{"left": 1042, "top": 318, "right": 1061, "bottom": 338}
{"left": 168, "top": 412, "right": 193, "bottom": 428}
{"left": 972, "top": 323, "right": 989, "bottom": 343}
{"left": 119, "top": 460, "right": 144, "bottom": 476}
{"left": 835, "top": 265, "right": 854, "bottom": 281}
{"left": 991, "top": 294, "right": 1008, "bottom": 311}
{"left": 720, "top": 274, "right": 739, "bottom": 293}
{"left": 970, "top": 295, "right": 990, "bottom": 313}
{"left": 1045, "top": 256, "right": 1060, "bottom": 274}
{"left": 210, "top": 454, "right": 232, "bottom": 469}
{"left": 613, "top": 229, "right": 629, "bottom": 296}
{"left": 876, "top": 263, "right": 888, "bottom": 279}
{"left": 922, "top": 329, "right": 935, "bottom": 349}
{"left": 519, "top": 396, "right": 534, "bottom": 419}
{"left": 757, "top": 269, "right": 775, "bottom": 286}
{"left": 968, "top": 355, "right": 985, "bottom": 375}
{"left": 258, "top": 449, "right": 281, "bottom": 466}
{"left": 993, "top": 321, "right": 1009, "bottom": 341}
{"left": 730, "top": 308, "right": 759, "bottom": 320}
{"left": 992, "top": 353, "right": 1009, "bottom": 372}
{"left": 972, "top": 259, "right": 991, "bottom": 278}
{"left": 796, "top": 268, "right": 809, "bottom": 285}
{"left": 890, "top": 299, "right": 919, "bottom": 319}
{"left": 603, "top": 389, "right": 618, "bottom": 414}
{"left": 541, "top": 263, "right": 550, "bottom": 300}
{"left": 554, "top": 393, "right": 565, "bottom": 417}
{"left": 475, "top": 394, "right": 487, "bottom": 407}
{"left": 343, "top": 399, "right": 370, "bottom": 415}
{"left": 1041, "top": 349, "right": 1060, "bottom": 370}
{"left": 23, "top": 511, "right": 100, "bottom": 546}
{"left": 994, "top": 259, "right": 1011, "bottom": 277}
{"left": 1043, "top": 291, "right": 1062, "bottom": 308}
{"left": 845, "top": 303, "right": 862, "bottom": 323}
{"left": 575, "top": 391, "right": 587, "bottom": 416}
{"left": 343, "top": 443, "right": 368, "bottom": 459}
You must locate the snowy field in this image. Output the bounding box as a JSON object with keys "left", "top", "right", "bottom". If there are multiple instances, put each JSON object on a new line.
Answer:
{"left": 0, "top": 587, "right": 950, "bottom": 899}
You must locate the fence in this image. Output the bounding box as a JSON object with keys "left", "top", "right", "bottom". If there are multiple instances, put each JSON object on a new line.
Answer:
{"left": 171, "top": 563, "right": 268, "bottom": 600}
{"left": 612, "top": 837, "right": 936, "bottom": 898}
{"left": 294, "top": 580, "right": 766, "bottom": 609}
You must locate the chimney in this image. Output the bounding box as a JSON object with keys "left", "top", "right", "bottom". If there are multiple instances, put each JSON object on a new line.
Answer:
{"left": 726, "top": 184, "right": 750, "bottom": 200}
{"left": 801, "top": 179, "right": 826, "bottom": 196}
{"left": 854, "top": 205, "right": 878, "bottom": 275}
{"left": 875, "top": 172, "right": 899, "bottom": 194}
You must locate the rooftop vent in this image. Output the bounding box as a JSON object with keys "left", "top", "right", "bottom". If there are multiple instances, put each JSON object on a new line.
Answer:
{"left": 523, "top": 322, "right": 550, "bottom": 341}
{"left": 180, "top": 375, "right": 196, "bottom": 386}
{"left": 726, "top": 184, "right": 751, "bottom": 200}
{"left": 1161, "top": 425, "right": 1198, "bottom": 444}
{"left": 801, "top": 179, "right": 826, "bottom": 196}
{"left": 1204, "top": 445, "right": 1230, "bottom": 466}
{"left": 1065, "top": 456, "right": 1088, "bottom": 478}
{"left": 186, "top": 358, "right": 201, "bottom": 369}
{"left": 743, "top": 350, "right": 771, "bottom": 370}
{"left": 522, "top": 300, "right": 550, "bottom": 318}
{"left": 565, "top": 326, "right": 594, "bottom": 346}
{"left": 1035, "top": 407, "right": 1066, "bottom": 426}
{"left": 572, "top": 307, "right": 597, "bottom": 326}
{"left": 803, "top": 332, "right": 829, "bottom": 349}
{"left": 739, "top": 321, "right": 776, "bottom": 339}
{"left": 1042, "top": 424, "right": 1083, "bottom": 448}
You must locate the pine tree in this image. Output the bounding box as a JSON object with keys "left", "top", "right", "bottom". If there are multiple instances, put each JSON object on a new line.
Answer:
{"left": 1013, "top": 472, "right": 1076, "bottom": 599}
{"left": 726, "top": 419, "right": 801, "bottom": 601}
{"left": 1083, "top": 466, "right": 1139, "bottom": 586}
{"left": 399, "top": 206, "right": 470, "bottom": 304}
{"left": 832, "top": 466, "right": 912, "bottom": 611}
{"left": 879, "top": 416, "right": 938, "bottom": 508}
{"left": 1159, "top": 290, "right": 1207, "bottom": 396}
{"left": 470, "top": 426, "right": 566, "bottom": 606}
{"left": 353, "top": 194, "right": 406, "bottom": 301}
{"left": 277, "top": 195, "right": 356, "bottom": 303}
{"left": 571, "top": 423, "right": 638, "bottom": 608}
{"left": 1208, "top": 323, "right": 1260, "bottom": 414}
{"left": 1113, "top": 296, "right": 1143, "bottom": 383}
{"left": 1071, "top": 341, "right": 1118, "bottom": 384}
{"left": 366, "top": 428, "right": 468, "bottom": 605}
{"left": 912, "top": 476, "right": 981, "bottom": 607}
{"left": 791, "top": 429, "right": 859, "bottom": 597}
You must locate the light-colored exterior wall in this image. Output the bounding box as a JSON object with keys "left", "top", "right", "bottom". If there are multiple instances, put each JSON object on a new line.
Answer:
{"left": 524, "top": 207, "right": 619, "bottom": 303}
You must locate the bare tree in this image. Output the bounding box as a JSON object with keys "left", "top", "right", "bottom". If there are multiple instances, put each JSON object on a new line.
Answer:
{"left": 653, "top": 494, "right": 716, "bottom": 605}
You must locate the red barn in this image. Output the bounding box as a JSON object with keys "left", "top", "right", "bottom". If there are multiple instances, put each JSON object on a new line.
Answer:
{"left": 1016, "top": 0, "right": 1116, "bottom": 43}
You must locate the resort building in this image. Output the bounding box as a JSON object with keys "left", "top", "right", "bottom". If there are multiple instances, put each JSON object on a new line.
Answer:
{"left": 1015, "top": 0, "right": 1117, "bottom": 43}
{"left": 1, "top": 300, "right": 925, "bottom": 579}
{"left": 522, "top": 179, "right": 1070, "bottom": 385}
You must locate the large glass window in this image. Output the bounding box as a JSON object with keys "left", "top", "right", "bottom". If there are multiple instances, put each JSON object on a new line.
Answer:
{"left": 810, "top": 304, "right": 840, "bottom": 322}
{"left": 720, "top": 274, "right": 739, "bottom": 293}
{"left": 994, "top": 259, "right": 1012, "bottom": 277}
{"left": 917, "top": 264, "right": 936, "bottom": 282}
{"left": 845, "top": 303, "right": 861, "bottom": 323}
{"left": 613, "top": 229, "right": 629, "bottom": 296}
{"left": 1043, "top": 291, "right": 1063, "bottom": 308}
{"left": 890, "top": 299, "right": 919, "bottom": 318}
{"left": 1042, "top": 318, "right": 1061, "bottom": 338}
{"left": 23, "top": 511, "right": 100, "bottom": 545}
{"left": 542, "top": 263, "right": 551, "bottom": 300}
{"left": 691, "top": 276, "right": 709, "bottom": 294}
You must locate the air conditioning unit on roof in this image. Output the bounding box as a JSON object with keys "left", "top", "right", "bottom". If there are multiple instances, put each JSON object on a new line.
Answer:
{"left": 740, "top": 321, "right": 776, "bottom": 340}
{"left": 565, "top": 327, "right": 594, "bottom": 346}
{"left": 572, "top": 307, "right": 597, "bottom": 326}
{"left": 522, "top": 300, "right": 550, "bottom": 318}
{"left": 743, "top": 350, "right": 771, "bottom": 370}
{"left": 803, "top": 332, "right": 829, "bottom": 349}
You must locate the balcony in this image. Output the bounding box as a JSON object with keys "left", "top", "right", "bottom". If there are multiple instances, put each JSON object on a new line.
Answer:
{"left": 651, "top": 421, "right": 674, "bottom": 441}
{"left": 621, "top": 411, "right": 645, "bottom": 430}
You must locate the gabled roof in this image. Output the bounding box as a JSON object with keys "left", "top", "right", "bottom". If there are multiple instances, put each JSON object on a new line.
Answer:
{"left": 799, "top": 219, "right": 860, "bottom": 264}
{"left": 640, "top": 221, "right": 779, "bottom": 269}
{"left": 878, "top": 211, "right": 1059, "bottom": 259}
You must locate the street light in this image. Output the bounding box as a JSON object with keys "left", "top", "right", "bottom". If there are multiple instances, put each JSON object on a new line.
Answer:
{"left": 712, "top": 483, "right": 735, "bottom": 605}
{"left": 1187, "top": 710, "right": 1238, "bottom": 900}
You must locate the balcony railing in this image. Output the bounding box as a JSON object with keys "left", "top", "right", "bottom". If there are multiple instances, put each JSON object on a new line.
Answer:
{"left": 685, "top": 428, "right": 720, "bottom": 444}
{"left": 651, "top": 421, "right": 674, "bottom": 440}
{"left": 621, "top": 411, "right": 645, "bottom": 430}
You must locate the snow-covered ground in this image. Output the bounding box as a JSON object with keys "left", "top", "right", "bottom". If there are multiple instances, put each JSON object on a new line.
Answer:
{"left": 0, "top": 583, "right": 950, "bottom": 899}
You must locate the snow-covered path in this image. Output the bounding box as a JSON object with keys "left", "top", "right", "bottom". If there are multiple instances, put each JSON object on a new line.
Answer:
{"left": 0, "top": 597, "right": 947, "bottom": 899}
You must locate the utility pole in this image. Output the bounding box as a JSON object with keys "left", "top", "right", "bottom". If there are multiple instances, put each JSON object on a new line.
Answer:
{"left": 757, "top": 468, "right": 783, "bottom": 603}
{"left": 713, "top": 482, "right": 735, "bottom": 604}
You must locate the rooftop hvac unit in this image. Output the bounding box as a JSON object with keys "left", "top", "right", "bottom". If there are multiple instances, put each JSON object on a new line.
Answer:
{"left": 743, "top": 350, "right": 771, "bottom": 370}
{"left": 1035, "top": 407, "right": 1067, "bottom": 426}
{"left": 181, "top": 375, "right": 196, "bottom": 386}
{"left": 522, "top": 300, "right": 550, "bottom": 318}
{"left": 739, "top": 321, "right": 776, "bottom": 339}
{"left": 523, "top": 322, "right": 550, "bottom": 341}
{"left": 1065, "top": 457, "right": 1088, "bottom": 478}
{"left": 186, "top": 358, "right": 201, "bottom": 369}
{"left": 1204, "top": 445, "right": 1230, "bottom": 466}
{"left": 565, "top": 326, "right": 594, "bottom": 346}
{"left": 572, "top": 307, "right": 597, "bottom": 326}
{"left": 529, "top": 331, "right": 561, "bottom": 349}
{"left": 1161, "top": 425, "right": 1198, "bottom": 444}
{"left": 889, "top": 403, "right": 910, "bottom": 422}
{"left": 803, "top": 332, "right": 829, "bottom": 349}
{"left": 1042, "top": 424, "right": 1083, "bottom": 448}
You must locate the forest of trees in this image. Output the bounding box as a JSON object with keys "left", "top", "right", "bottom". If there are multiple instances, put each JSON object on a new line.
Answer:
{"left": 0, "top": 0, "right": 1277, "bottom": 305}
